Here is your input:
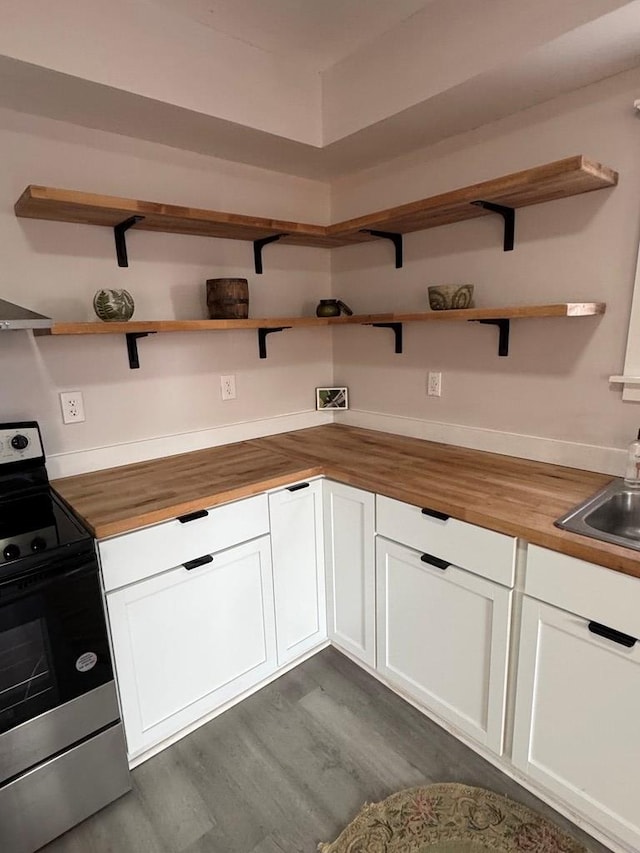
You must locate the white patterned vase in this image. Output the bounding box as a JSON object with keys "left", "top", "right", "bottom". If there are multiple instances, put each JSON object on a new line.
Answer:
{"left": 93, "top": 289, "right": 135, "bottom": 322}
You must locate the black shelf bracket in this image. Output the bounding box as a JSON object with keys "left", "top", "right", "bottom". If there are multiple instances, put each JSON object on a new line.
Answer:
{"left": 114, "top": 215, "right": 145, "bottom": 267}
{"left": 471, "top": 319, "right": 511, "bottom": 357}
{"left": 253, "top": 234, "right": 286, "bottom": 274}
{"left": 257, "top": 326, "right": 291, "bottom": 359}
{"left": 361, "top": 229, "right": 403, "bottom": 268}
{"left": 365, "top": 322, "right": 404, "bottom": 354}
{"left": 125, "top": 331, "right": 156, "bottom": 369}
{"left": 470, "top": 200, "right": 515, "bottom": 251}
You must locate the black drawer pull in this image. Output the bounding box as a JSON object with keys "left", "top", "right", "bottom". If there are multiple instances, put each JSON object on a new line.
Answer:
{"left": 421, "top": 507, "right": 450, "bottom": 522}
{"left": 420, "top": 552, "right": 450, "bottom": 571}
{"left": 177, "top": 509, "right": 209, "bottom": 524}
{"left": 588, "top": 621, "right": 637, "bottom": 648}
{"left": 287, "top": 482, "right": 310, "bottom": 492}
{"left": 183, "top": 555, "right": 214, "bottom": 571}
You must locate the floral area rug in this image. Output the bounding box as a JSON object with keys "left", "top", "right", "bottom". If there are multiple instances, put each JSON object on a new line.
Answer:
{"left": 318, "top": 783, "right": 587, "bottom": 853}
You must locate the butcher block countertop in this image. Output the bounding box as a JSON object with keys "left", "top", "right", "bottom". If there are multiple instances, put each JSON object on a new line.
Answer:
{"left": 51, "top": 424, "right": 640, "bottom": 580}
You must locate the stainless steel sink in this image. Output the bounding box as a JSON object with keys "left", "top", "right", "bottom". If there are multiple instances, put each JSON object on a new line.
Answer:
{"left": 555, "top": 479, "right": 640, "bottom": 551}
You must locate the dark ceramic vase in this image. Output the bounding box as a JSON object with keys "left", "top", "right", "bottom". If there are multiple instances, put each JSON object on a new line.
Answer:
{"left": 316, "top": 299, "right": 353, "bottom": 318}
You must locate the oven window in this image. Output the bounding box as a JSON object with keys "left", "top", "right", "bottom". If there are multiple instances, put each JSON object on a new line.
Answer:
{"left": 0, "top": 618, "right": 58, "bottom": 734}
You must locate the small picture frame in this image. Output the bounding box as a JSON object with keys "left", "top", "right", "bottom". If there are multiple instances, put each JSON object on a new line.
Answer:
{"left": 316, "top": 387, "right": 349, "bottom": 410}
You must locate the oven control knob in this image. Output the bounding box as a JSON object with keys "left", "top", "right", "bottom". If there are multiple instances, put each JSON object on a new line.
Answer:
{"left": 11, "top": 434, "right": 29, "bottom": 450}
{"left": 3, "top": 544, "right": 20, "bottom": 561}
{"left": 31, "top": 537, "right": 47, "bottom": 553}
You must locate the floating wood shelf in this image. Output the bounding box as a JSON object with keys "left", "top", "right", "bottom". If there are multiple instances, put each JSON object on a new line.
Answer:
{"left": 15, "top": 156, "right": 617, "bottom": 271}
{"left": 35, "top": 303, "right": 605, "bottom": 368}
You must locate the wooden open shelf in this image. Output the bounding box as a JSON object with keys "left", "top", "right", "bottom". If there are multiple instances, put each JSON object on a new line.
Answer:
{"left": 15, "top": 156, "right": 617, "bottom": 270}
{"left": 35, "top": 303, "right": 606, "bottom": 367}
{"left": 37, "top": 303, "right": 606, "bottom": 335}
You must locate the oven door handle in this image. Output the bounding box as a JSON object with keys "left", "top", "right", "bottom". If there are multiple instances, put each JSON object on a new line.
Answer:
{"left": 183, "top": 555, "right": 214, "bottom": 571}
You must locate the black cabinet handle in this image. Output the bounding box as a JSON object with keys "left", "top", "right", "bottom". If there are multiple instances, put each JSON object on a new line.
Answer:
{"left": 177, "top": 509, "right": 209, "bottom": 524}
{"left": 420, "top": 552, "right": 450, "bottom": 571}
{"left": 421, "top": 507, "right": 450, "bottom": 522}
{"left": 588, "top": 621, "right": 637, "bottom": 648}
{"left": 183, "top": 555, "right": 214, "bottom": 571}
{"left": 287, "top": 482, "right": 310, "bottom": 492}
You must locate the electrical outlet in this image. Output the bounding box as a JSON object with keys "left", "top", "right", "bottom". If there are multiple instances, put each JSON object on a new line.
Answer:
{"left": 60, "top": 391, "right": 86, "bottom": 424}
{"left": 220, "top": 375, "right": 237, "bottom": 401}
{"left": 427, "top": 371, "right": 442, "bottom": 397}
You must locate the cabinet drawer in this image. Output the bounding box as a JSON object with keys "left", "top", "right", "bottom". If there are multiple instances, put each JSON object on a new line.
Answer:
{"left": 376, "top": 495, "right": 515, "bottom": 587}
{"left": 526, "top": 545, "right": 640, "bottom": 639}
{"left": 99, "top": 494, "right": 269, "bottom": 591}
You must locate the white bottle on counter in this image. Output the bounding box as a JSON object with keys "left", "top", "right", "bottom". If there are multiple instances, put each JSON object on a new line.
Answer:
{"left": 623, "top": 429, "right": 640, "bottom": 488}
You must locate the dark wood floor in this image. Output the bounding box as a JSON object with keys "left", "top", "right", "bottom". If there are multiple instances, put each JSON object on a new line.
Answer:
{"left": 44, "top": 648, "right": 611, "bottom": 853}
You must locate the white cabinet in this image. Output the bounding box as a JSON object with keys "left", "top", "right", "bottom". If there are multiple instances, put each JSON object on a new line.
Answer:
{"left": 100, "top": 494, "right": 269, "bottom": 591}
{"left": 377, "top": 494, "right": 516, "bottom": 587}
{"left": 106, "top": 536, "right": 277, "bottom": 759}
{"left": 376, "top": 537, "right": 512, "bottom": 754}
{"left": 513, "top": 548, "right": 640, "bottom": 851}
{"left": 269, "top": 481, "right": 326, "bottom": 665}
{"left": 322, "top": 481, "right": 375, "bottom": 667}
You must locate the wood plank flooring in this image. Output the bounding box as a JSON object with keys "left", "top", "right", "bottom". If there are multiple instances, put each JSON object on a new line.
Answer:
{"left": 43, "top": 648, "right": 611, "bottom": 853}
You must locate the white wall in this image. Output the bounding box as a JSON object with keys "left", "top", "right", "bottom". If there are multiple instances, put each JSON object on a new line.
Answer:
{"left": 321, "top": 0, "right": 631, "bottom": 143}
{"left": 0, "top": 108, "right": 333, "bottom": 473}
{"left": 329, "top": 67, "right": 640, "bottom": 470}
{"left": 0, "top": 0, "right": 322, "bottom": 145}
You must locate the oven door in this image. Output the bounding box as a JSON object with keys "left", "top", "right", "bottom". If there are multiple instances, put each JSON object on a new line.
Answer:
{"left": 0, "top": 545, "right": 114, "bottom": 739}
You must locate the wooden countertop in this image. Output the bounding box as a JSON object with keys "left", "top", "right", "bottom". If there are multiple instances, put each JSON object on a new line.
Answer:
{"left": 52, "top": 424, "right": 640, "bottom": 580}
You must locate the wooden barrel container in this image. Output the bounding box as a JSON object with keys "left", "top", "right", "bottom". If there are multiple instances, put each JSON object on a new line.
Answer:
{"left": 206, "top": 278, "right": 249, "bottom": 319}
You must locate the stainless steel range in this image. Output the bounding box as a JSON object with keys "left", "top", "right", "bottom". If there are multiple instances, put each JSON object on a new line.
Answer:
{"left": 0, "top": 421, "right": 130, "bottom": 853}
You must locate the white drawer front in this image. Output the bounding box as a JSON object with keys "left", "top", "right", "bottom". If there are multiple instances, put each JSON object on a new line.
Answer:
{"left": 99, "top": 494, "right": 269, "bottom": 591}
{"left": 526, "top": 545, "right": 640, "bottom": 639}
{"left": 376, "top": 495, "right": 515, "bottom": 587}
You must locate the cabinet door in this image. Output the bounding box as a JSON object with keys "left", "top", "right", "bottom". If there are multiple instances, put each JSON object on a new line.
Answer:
{"left": 376, "top": 538, "right": 511, "bottom": 754}
{"left": 512, "top": 596, "right": 640, "bottom": 851}
{"left": 269, "top": 481, "right": 326, "bottom": 665}
{"left": 323, "top": 481, "right": 375, "bottom": 667}
{"left": 106, "top": 536, "right": 277, "bottom": 759}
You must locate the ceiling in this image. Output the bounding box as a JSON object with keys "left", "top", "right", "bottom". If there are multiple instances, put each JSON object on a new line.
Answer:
{"left": 1, "top": 0, "right": 639, "bottom": 179}
{"left": 145, "top": 0, "right": 435, "bottom": 70}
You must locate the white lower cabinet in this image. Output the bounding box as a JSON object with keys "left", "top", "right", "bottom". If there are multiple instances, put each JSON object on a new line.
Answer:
{"left": 376, "top": 537, "right": 512, "bottom": 755}
{"left": 106, "top": 535, "right": 277, "bottom": 758}
{"left": 269, "top": 481, "right": 326, "bottom": 665}
{"left": 322, "top": 481, "right": 376, "bottom": 666}
{"left": 512, "top": 594, "right": 640, "bottom": 851}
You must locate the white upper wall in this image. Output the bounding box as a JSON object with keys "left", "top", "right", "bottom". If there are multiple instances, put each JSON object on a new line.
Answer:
{"left": 0, "top": 0, "right": 323, "bottom": 145}
{"left": 1, "top": 0, "right": 637, "bottom": 172}
{"left": 321, "top": 0, "right": 633, "bottom": 143}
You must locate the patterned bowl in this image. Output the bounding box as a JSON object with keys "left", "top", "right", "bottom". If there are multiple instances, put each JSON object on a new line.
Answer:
{"left": 428, "top": 284, "right": 474, "bottom": 311}
{"left": 93, "top": 289, "right": 135, "bottom": 322}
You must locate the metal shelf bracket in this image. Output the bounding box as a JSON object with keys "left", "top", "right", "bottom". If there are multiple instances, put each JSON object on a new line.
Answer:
{"left": 257, "top": 326, "right": 291, "bottom": 359}
{"left": 361, "top": 229, "right": 403, "bottom": 268}
{"left": 470, "top": 200, "right": 515, "bottom": 251}
{"left": 365, "top": 321, "right": 404, "bottom": 354}
{"left": 253, "top": 234, "right": 286, "bottom": 274}
{"left": 471, "top": 319, "right": 511, "bottom": 357}
{"left": 126, "top": 331, "right": 156, "bottom": 369}
{"left": 114, "top": 215, "right": 145, "bottom": 267}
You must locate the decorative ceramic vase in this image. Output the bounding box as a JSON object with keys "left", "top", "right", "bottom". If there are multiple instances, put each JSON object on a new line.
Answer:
{"left": 427, "top": 284, "right": 474, "bottom": 311}
{"left": 316, "top": 299, "right": 354, "bottom": 318}
{"left": 93, "top": 289, "right": 135, "bottom": 321}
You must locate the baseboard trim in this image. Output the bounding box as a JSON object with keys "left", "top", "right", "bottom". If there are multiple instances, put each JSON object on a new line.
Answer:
{"left": 340, "top": 409, "right": 624, "bottom": 476}
{"left": 48, "top": 410, "right": 335, "bottom": 479}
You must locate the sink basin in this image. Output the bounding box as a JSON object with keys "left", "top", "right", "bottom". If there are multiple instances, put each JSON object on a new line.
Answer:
{"left": 555, "top": 479, "right": 640, "bottom": 551}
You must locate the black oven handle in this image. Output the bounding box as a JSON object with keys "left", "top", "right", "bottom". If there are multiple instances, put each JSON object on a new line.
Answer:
{"left": 0, "top": 546, "right": 99, "bottom": 599}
